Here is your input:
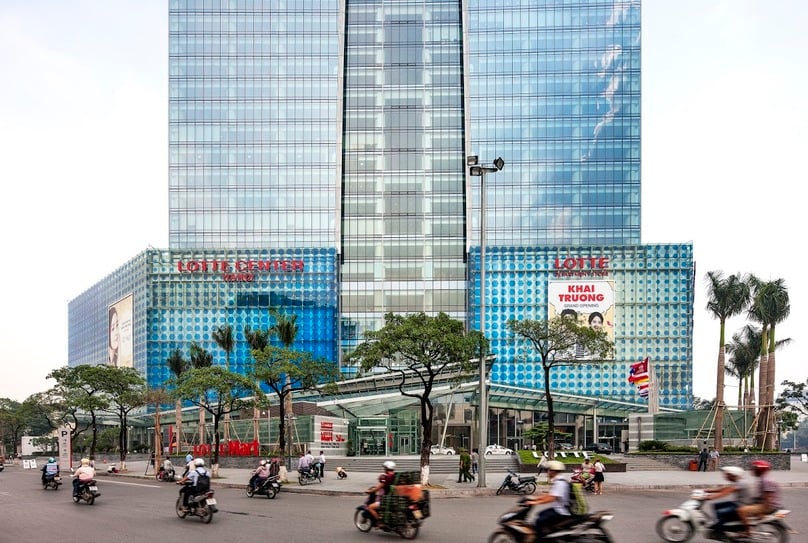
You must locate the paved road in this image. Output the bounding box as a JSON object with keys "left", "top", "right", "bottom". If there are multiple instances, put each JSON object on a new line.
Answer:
{"left": 1, "top": 466, "right": 806, "bottom": 542}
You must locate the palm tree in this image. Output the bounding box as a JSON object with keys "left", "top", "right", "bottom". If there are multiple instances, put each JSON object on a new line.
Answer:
{"left": 705, "top": 271, "right": 750, "bottom": 451}
{"left": 244, "top": 325, "right": 271, "bottom": 442}
{"left": 212, "top": 325, "right": 235, "bottom": 441}
{"left": 749, "top": 277, "right": 791, "bottom": 449}
{"left": 189, "top": 341, "right": 213, "bottom": 447}
{"left": 166, "top": 348, "right": 188, "bottom": 454}
{"left": 269, "top": 309, "right": 299, "bottom": 457}
{"left": 725, "top": 325, "right": 761, "bottom": 411}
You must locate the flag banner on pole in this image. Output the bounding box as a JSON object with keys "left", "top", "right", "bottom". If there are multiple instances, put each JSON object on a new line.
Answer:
{"left": 628, "top": 357, "right": 649, "bottom": 383}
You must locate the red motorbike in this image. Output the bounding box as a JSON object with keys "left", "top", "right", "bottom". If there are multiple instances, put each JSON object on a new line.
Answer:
{"left": 570, "top": 468, "right": 597, "bottom": 493}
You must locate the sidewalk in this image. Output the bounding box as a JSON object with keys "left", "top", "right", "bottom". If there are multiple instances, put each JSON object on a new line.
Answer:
{"left": 112, "top": 454, "right": 808, "bottom": 498}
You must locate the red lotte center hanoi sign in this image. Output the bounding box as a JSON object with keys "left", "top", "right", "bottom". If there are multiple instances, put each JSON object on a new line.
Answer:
{"left": 553, "top": 256, "right": 609, "bottom": 277}
{"left": 176, "top": 258, "right": 305, "bottom": 283}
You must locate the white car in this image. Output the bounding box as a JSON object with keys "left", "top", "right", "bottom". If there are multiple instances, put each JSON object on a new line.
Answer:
{"left": 485, "top": 444, "right": 513, "bottom": 455}
{"left": 430, "top": 445, "right": 456, "bottom": 455}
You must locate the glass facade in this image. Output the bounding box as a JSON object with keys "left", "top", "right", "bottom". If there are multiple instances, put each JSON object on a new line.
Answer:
{"left": 466, "top": 1, "right": 641, "bottom": 247}
{"left": 168, "top": 0, "right": 340, "bottom": 250}
{"left": 341, "top": 1, "right": 468, "bottom": 353}
{"left": 69, "top": 248, "right": 339, "bottom": 390}
{"left": 470, "top": 244, "right": 694, "bottom": 410}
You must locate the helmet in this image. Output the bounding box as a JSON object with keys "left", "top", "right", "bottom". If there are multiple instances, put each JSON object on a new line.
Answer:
{"left": 48, "top": 457, "right": 55, "bottom": 463}
{"left": 259, "top": 459, "right": 267, "bottom": 466}
{"left": 194, "top": 458, "right": 205, "bottom": 467}
{"left": 383, "top": 460, "right": 396, "bottom": 471}
{"left": 80, "top": 458, "right": 90, "bottom": 466}
{"left": 751, "top": 460, "right": 771, "bottom": 472}
{"left": 721, "top": 466, "right": 744, "bottom": 478}
{"left": 546, "top": 461, "right": 566, "bottom": 472}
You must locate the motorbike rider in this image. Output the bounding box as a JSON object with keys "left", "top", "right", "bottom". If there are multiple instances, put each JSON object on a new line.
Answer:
{"left": 177, "top": 458, "right": 211, "bottom": 512}
{"left": 41, "top": 457, "right": 60, "bottom": 486}
{"left": 159, "top": 458, "right": 175, "bottom": 480}
{"left": 523, "top": 460, "right": 571, "bottom": 538}
{"left": 249, "top": 459, "right": 270, "bottom": 491}
{"left": 72, "top": 458, "right": 96, "bottom": 497}
{"left": 267, "top": 456, "right": 280, "bottom": 478}
{"left": 366, "top": 460, "right": 396, "bottom": 524}
{"left": 736, "top": 460, "right": 783, "bottom": 538}
{"left": 700, "top": 466, "right": 752, "bottom": 533}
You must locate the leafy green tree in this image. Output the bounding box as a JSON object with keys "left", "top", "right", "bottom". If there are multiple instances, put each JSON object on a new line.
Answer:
{"left": 24, "top": 389, "right": 91, "bottom": 446}
{"left": 0, "top": 398, "right": 32, "bottom": 457}
{"left": 725, "top": 325, "right": 762, "bottom": 410}
{"left": 171, "top": 366, "right": 262, "bottom": 472}
{"left": 47, "top": 365, "right": 112, "bottom": 460}
{"left": 748, "top": 276, "right": 790, "bottom": 449}
{"left": 244, "top": 324, "right": 271, "bottom": 442}
{"left": 345, "top": 312, "right": 484, "bottom": 485}
{"left": 777, "top": 379, "right": 808, "bottom": 417}
{"left": 251, "top": 345, "right": 339, "bottom": 460}
{"left": 98, "top": 366, "right": 147, "bottom": 469}
{"left": 507, "top": 316, "right": 613, "bottom": 460}
{"left": 269, "top": 309, "right": 299, "bottom": 433}
{"left": 705, "top": 271, "right": 750, "bottom": 452}
{"left": 189, "top": 341, "right": 214, "bottom": 444}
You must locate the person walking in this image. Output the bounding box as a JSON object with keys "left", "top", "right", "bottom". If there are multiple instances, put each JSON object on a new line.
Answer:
{"left": 458, "top": 449, "right": 473, "bottom": 482}
{"left": 592, "top": 456, "right": 606, "bottom": 495}
{"left": 697, "top": 447, "right": 710, "bottom": 472}
{"left": 708, "top": 447, "right": 720, "bottom": 471}
{"left": 318, "top": 451, "right": 326, "bottom": 478}
{"left": 471, "top": 448, "right": 479, "bottom": 477}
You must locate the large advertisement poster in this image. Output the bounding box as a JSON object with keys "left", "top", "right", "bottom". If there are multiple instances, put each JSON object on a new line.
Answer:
{"left": 108, "top": 294, "right": 133, "bottom": 368}
{"left": 548, "top": 281, "right": 615, "bottom": 359}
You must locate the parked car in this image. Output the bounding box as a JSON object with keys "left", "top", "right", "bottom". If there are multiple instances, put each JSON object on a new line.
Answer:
{"left": 584, "top": 442, "right": 613, "bottom": 454}
{"left": 485, "top": 444, "right": 514, "bottom": 455}
{"left": 556, "top": 442, "right": 574, "bottom": 450}
{"left": 430, "top": 445, "right": 455, "bottom": 455}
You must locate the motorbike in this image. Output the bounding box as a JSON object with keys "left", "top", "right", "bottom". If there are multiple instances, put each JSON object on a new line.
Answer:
{"left": 570, "top": 468, "right": 597, "bottom": 493}
{"left": 656, "top": 489, "right": 792, "bottom": 543}
{"left": 246, "top": 474, "right": 280, "bottom": 499}
{"left": 298, "top": 466, "right": 322, "bottom": 485}
{"left": 336, "top": 466, "right": 348, "bottom": 479}
{"left": 488, "top": 496, "right": 615, "bottom": 543}
{"left": 73, "top": 479, "right": 101, "bottom": 505}
{"left": 354, "top": 490, "right": 426, "bottom": 540}
{"left": 157, "top": 466, "right": 176, "bottom": 482}
{"left": 106, "top": 464, "right": 119, "bottom": 474}
{"left": 496, "top": 470, "right": 537, "bottom": 495}
{"left": 176, "top": 486, "right": 217, "bottom": 524}
{"left": 43, "top": 474, "right": 62, "bottom": 490}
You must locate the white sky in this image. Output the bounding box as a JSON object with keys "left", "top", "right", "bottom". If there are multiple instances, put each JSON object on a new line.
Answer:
{"left": 1, "top": 1, "right": 805, "bottom": 404}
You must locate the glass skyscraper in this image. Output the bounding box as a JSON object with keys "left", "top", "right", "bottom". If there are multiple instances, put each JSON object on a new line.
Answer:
{"left": 169, "top": 0, "right": 643, "bottom": 352}
{"left": 71, "top": 0, "right": 692, "bottom": 412}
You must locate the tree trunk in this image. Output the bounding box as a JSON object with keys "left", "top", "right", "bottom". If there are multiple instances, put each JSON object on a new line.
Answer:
{"left": 713, "top": 320, "right": 726, "bottom": 452}
{"left": 175, "top": 399, "right": 183, "bottom": 455}
{"left": 211, "top": 416, "right": 220, "bottom": 477}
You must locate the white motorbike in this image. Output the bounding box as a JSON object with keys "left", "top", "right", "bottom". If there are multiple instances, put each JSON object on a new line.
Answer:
{"left": 656, "top": 489, "right": 792, "bottom": 543}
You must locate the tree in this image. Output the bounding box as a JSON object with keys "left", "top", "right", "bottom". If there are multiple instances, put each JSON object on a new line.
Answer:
{"left": 212, "top": 324, "right": 236, "bottom": 441}
{"left": 269, "top": 309, "right": 299, "bottom": 439}
{"left": 777, "top": 379, "right": 808, "bottom": 418}
{"left": 171, "top": 366, "right": 262, "bottom": 474}
{"left": 507, "top": 316, "right": 613, "bottom": 460}
{"left": 98, "top": 366, "right": 147, "bottom": 470}
{"left": 47, "top": 365, "right": 112, "bottom": 460}
{"left": 244, "top": 324, "right": 271, "bottom": 442}
{"left": 251, "top": 345, "right": 340, "bottom": 462}
{"left": 189, "top": 341, "right": 213, "bottom": 446}
{"left": 143, "top": 387, "right": 172, "bottom": 472}
{"left": 166, "top": 348, "right": 188, "bottom": 454}
{"left": 725, "top": 325, "right": 762, "bottom": 411}
{"left": 344, "top": 312, "right": 484, "bottom": 486}
{"left": 705, "top": 271, "right": 750, "bottom": 451}
{"left": 24, "top": 389, "right": 92, "bottom": 448}
{"left": 0, "top": 398, "right": 32, "bottom": 458}
{"left": 748, "top": 276, "right": 790, "bottom": 449}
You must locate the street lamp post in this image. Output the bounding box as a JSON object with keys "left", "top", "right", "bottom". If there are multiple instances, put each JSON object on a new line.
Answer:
{"left": 467, "top": 155, "right": 504, "bottom": 488}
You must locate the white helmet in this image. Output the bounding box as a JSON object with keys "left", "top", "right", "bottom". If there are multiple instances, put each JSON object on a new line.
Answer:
{"left": 546, "top": 460, "right": 566, "bottom": 472}
{"left": 259, "top": 459, "right": 267, "bottom": 466}
{"left": 194, "top": 458, "right": 205, "bottom": 467}
{"left": 383, "top": 460, "right": 396, "bottom": 470}
{"left": 721, "top": 466, "right": 744, "bottom": 478}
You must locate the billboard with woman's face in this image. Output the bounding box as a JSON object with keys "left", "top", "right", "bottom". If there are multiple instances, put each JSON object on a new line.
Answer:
{"left": 108, "top": 294, "right": 133, "bottom": 368}
{"left": 548, "top": 281, "right": 615, "bottom": 359}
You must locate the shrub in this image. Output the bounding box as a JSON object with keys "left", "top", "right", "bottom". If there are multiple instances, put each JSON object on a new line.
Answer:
{"left": 638, "top": 440, "right": 669, "bottom": 452}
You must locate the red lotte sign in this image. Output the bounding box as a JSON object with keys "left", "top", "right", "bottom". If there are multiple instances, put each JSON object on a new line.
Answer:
{"left": 193, "top": 439, "right": 260, "bottom": 457}
{"left": 176, "top": 258, "right": 305, "bottom": 283}
{"left": 553, "top": 256, "right": 609, "bottom": 277}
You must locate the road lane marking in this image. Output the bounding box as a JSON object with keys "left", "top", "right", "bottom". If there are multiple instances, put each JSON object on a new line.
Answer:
{"left": 97, "top": 480, "right": 161, "bottom": 488}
